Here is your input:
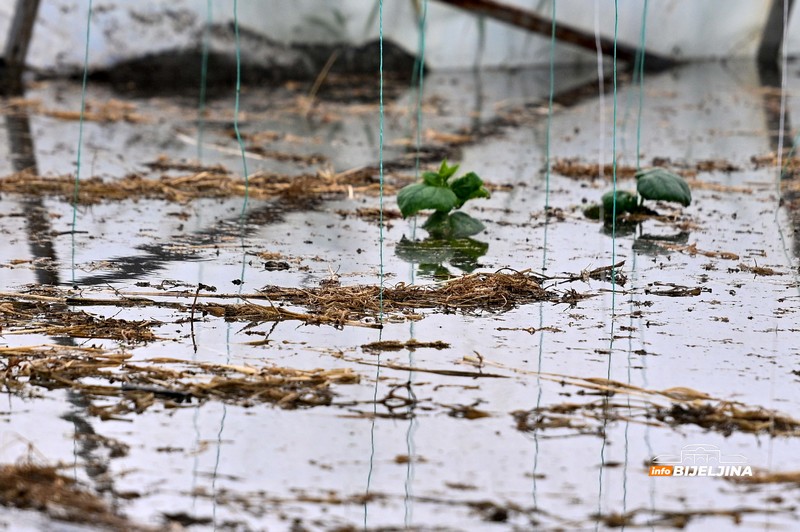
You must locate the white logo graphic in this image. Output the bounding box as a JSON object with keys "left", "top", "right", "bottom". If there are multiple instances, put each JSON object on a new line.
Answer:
{"left": 653, "top": 444, "right": 747, "bottom": 466}
{"left": 649, "top": 444, "right": 752, "bottom": 477}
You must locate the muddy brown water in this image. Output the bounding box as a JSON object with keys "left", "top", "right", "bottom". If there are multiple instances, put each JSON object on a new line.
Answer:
{"left": 0, "top": 61, "right": 799, "bottom": 530}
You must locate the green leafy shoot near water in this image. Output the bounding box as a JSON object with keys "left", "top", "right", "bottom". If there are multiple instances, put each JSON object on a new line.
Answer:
{"left": 586, "top": 167, "right": 692, "bottom": 220}
{"left": 397, "top": 160, "right": 490, "bottom": 238}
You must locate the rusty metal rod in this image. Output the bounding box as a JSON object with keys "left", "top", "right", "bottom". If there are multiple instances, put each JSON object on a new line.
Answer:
{"left": 433, "top": 0, "right": 675, "bottom": 71}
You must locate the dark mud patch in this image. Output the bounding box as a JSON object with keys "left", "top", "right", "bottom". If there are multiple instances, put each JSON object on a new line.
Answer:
{"left": 81, "top": 23, "right": 420, "bottom": 95}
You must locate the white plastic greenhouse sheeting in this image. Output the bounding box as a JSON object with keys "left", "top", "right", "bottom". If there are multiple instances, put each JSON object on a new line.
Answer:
{"left": 0, "top": 0, "right": 798, "bottom": 71}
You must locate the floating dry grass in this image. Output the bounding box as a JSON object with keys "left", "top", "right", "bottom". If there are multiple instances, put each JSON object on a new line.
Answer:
{"left": 653, "top": 402, "right": 800, "bottom": 436}
{"left": 489, "top": 361, "right": 800, "bottom": 438}
{"left": 552, "top": 157, "right": 748, "bottom": 182}
{"left": 252, "top": 270, "right": 552, "bottom": 318}
{"left": 198, "top": 270, "right": 553, "bottom": 327}
{"left": 2, "top": 271, "right": 556, "bottom": 335}
{"left": 0, "top": 166, "right": 406, "bottom": 204}
{"left": 596, "top": 506, "right": 789, "bottom": 529}
{"left": 360, "top": 339, "right": 451, "bottom": 352}
{"left": 0, "top": 345, "right": 359, "bottom": 417}
{"left": 0, "top": 459, "right": 142, "bottom": 529}
{"left": 0, "top": 299, "right": 157, "bottom": 343}
{"left": 6, "top": 97, "right": 148, "bottom": 123}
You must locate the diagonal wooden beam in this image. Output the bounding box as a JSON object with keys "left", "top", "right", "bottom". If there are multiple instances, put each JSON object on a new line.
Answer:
{"left": 433, "top": 0, "right": 675, "bottom": 71}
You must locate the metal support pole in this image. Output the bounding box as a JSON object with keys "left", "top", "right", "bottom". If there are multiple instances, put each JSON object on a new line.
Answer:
{"left": 758, "top": 0, "right": 796, "bottom": 64}
{"left": 433, "top": 0, "right": 675, "bottom": 71}
{"left": 2, "top": 0, "right": 42, "bottom": 93}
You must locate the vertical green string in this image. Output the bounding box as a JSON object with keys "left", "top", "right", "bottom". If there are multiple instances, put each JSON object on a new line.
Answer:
{"left": 378, "top": 0, "right": 386, "bottom": 323}
{"left": 635, "top": 0, "right": 648, "bottom": 171}
{"left": 540, "top": 0, "right": 556, "bottom": 271}
{"left": 610, "top": 0, "right": 619, "bottom": 314}
{"left": 197, "top": 0, "right": 212, "bottom": 163}
{"left": 598, "top": 5, "right": 619, "bottom": 520}
{"left": 533, "top": 0, "right": 558, "bottom": 510}
{"left": 71, "top": 0, "right": 93, "bottom": 284}
{"left": 366, "top": 6, "right": 386, "bottom": 528}
{"left": 232, "top": 0, "right": 249, "bottom": 221}
{"left": 414, "top": 0, "right": 428, "bottom": 180}
{"left": 623, "top": 2, "right": 648, "bottom": 518}
{"left": 405, "top": 2, "right": 426, "bottom": 523}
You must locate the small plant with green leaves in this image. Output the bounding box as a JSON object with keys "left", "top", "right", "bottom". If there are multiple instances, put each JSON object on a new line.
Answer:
{"left": 585, "top": 167, "right": 692, "bottom": 220}
{"left": 397, "top": 160, "right": 490, "bottom": 238}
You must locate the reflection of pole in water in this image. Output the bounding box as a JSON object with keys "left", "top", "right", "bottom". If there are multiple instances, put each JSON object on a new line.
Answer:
{"left": 758, "top": 30, "right": 800, "bottom": 263}
{"left": 758, "top": 4, "right": 796, "bottom": 526}
{"left": 6, "top": 103, "right": 116, "bottom": 499}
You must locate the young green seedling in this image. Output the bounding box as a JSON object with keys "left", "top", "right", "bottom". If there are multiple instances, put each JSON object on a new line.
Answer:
{"left": 586, "top": 167, "right": 692, "bottom": 220}
{"left": 397, "top": 160, "right": 490, "bottom": 238}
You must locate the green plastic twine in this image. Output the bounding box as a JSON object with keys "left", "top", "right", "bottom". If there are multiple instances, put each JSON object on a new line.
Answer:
{"left": 197, "top": 0, "right": 212, "bottom": 162}
{"left": 233, "top": 0, "right": 250, "bottom": 221}
{"left": 71, "top": 0, "right": 93, "bottom": 285}
{"left": 610, "top": 0, "right": 619, "bottom": 314}
{"left": 414, "top": 0, "right": 428, "bottom": 179}
{"left": 542, "top": 0, "right": 556, "bottom": 269}
{"left": 635, "top": 0, "right": 649, "bottom": 171}
{"left": 378, "top": 0, "right": 386, "bottom": 323}
{"left": 367, "top": 6, "right": 387, "bottom": 524}
{"left": 534, "top": 0, "right": 557, "bottom": 505}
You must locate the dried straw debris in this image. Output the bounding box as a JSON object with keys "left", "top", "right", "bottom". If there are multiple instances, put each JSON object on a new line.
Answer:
{"left": 254, "top": 271, "right": 552, "bottom": 318}
{"left": 0, "top": 460, "right": 144, "bottom": 529}
{"left": 0, "top": 345, "right": 359, "bottom": 416}
{"left": 0, "top": 300, "right": 156, "bottom": 343}
{"left": 0, "top": 166, "right": 403, "bottom": 204}
{"left": 197, "top": 271, "right": 552, "bottom": 327}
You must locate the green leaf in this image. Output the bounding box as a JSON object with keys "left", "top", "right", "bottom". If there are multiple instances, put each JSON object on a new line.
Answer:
{"left": 450, "top": 172, "right": 490, "bottom": 208}
{"left": 420, "top": 211, "right": 449, "bottom": 237}
{"left": 422, "top": 211, "right": 485, "bottom": 238}
{"left": 636, "top": 167, "right": 692, "bottom": 207}
{"left": 583, "top": 203, "right": 602, "bottom": 220}
{"left": 438, "top": 159, "right": 460, "bottom": 180}
{"left": 601, "top": 190, "right": 639, "bottom": 216}
{"left": 422, "top": 171, "right": 445, "bottom": 187}
{"left": 397, "top": 183, "right": 458, "bottom": 218}
{"left": 447, "top": 211, "right": 486, "bottom": 238}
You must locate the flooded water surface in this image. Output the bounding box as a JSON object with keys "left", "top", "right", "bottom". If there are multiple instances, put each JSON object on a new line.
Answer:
{"left": 1, "top": 61, "right": 799, "bottom": 530}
